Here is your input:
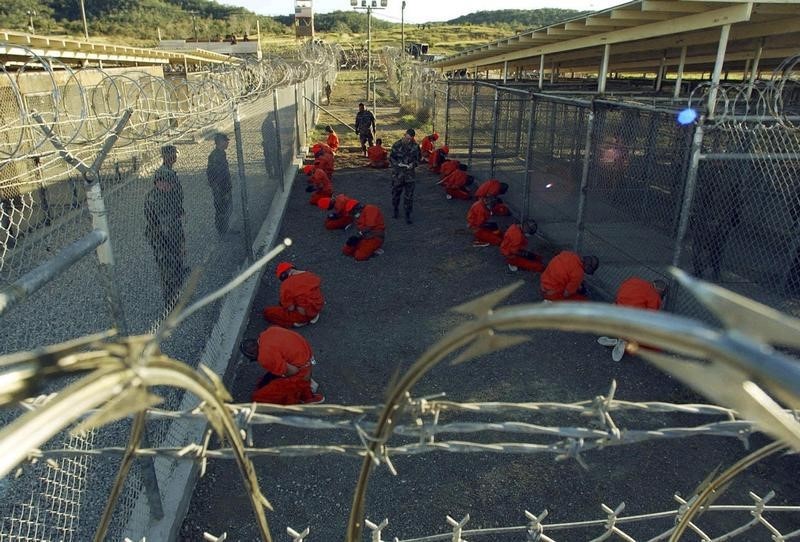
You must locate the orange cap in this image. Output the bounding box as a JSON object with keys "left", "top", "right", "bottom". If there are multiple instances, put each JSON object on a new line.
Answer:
{"left": 275, "top": 262, "right": 294, "bottom": 279}
{"left": 317, "top": 197, "right": 332, "bottom": 210}
{"left": 303, "top": 165, "right": 314, "bottom": 175}
{"left": 441, "top": 145, "right": 449, "bottom": 153}
{"left": 344, "top": 199, "right": 359, "bottom": 213}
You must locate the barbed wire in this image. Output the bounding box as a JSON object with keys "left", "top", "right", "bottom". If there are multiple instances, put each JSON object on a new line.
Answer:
{"left": 0, "top": 41, "right": 342, "bottom": 164}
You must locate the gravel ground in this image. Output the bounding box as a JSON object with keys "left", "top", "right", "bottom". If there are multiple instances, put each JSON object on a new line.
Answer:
{"left": 180, "top": 148, "right": 800, "bottom": 541}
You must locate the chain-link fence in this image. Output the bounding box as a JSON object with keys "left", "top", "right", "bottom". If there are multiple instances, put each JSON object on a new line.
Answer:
{"left": 0, "top": 43, "right": 336, "bottom": 541}
{"left": 441, "top": 76, "right": 800, "bottom": 321}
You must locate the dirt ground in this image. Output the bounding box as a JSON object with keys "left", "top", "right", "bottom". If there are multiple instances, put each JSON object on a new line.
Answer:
{"left": 180, "top": 74, "right": 799, "bottom": 542}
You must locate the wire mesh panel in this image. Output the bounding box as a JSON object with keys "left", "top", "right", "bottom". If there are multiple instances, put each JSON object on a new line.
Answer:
{"left": 527, "top": 97, "right": 590, "bottom": 244}
{"left": 675, "top": 122, "right": 800, "bottom": 319}
{"left": 444, "top": 81, "right": 475, "bottom": 153}
{"left": 577, "top": 102, "right": 693, "bottom": 298}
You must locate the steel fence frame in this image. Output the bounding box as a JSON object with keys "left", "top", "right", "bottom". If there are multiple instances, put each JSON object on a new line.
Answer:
{"left": 444, "top": 78, "right": 800, "bottom": 320}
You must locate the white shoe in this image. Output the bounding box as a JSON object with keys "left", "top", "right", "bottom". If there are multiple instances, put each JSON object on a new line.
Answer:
{"left": 310, "top": 313, "right": 320, "bottom": 324}
{"left": 293, "top": 321, "right": 308, "bottom": 328}
{"left": 446, "top": 194, "right": 453, "bottom": 200}
{"left": 310, "top": 378, "right": 319, "bottom": 393}
{"left": 507, "top": 264, "right": 518, "bottom": 272}
{"left": 374, "top": 248, "right": 384, "bottom": 255}
{"left": 612, "top": 340, "right": 627, "bottom": 362}
{"left": 597, "top": 336, "right": 619, "bottom": 347}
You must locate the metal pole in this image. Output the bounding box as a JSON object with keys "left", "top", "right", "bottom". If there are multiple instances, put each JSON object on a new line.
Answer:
{"left": 489, "top": 88, "right": 501, "bottom": 177}
{"left": 233, "top": 105, "right": 253, "bottom": 261}
{"left": 272, "top": 88, "right": 285, "bottom": 189}
{"left": 80, "top": 0, "right": 89, "bottom": 39}
{"left": 0, "top": 230, "right": 106, "bottom": 316}
{"left": 401, "top": 1, "right": 406, "bottom": 60}
{"left": 367, "top": 6, "right": 371, "bottom": 102}
{"left": 574, "top": 106, "right": 595, "bottom": 251}
{"left": 655, "top": 52, "right": 666, "bottom": 92}
{"left": 444, "top": 82, "right": 451, "bottom": 146}
{"left": 707, "top": 24, "right": 731, "bottom": 120}
{"left": 674, "top": 45, "right": 687, "bottom": 100}
{"left": 598, "top": 43, "right": 611, "bottom": 94}
{"left": 539, "top": 55, "right": 545, "bottom": 90}
{"left": 521, "top": 94, "right": 536, "bottom": 222}
{"left": 502, "top": 61, "right": 508, "bottom": 85}
{"left": 467, "top": 80, "right": 479, "bottom": 168}
{"left": 746, "top": 38, "right": 763, "bottom": 102}
{"left": 294, "top": 84, "right": 302, "bottom": 157}
{"left": 672, "top": 121, "right": 705, "bottom": 267}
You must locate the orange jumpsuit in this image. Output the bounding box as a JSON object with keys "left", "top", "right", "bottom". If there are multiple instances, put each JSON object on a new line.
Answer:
{"left": 420, "top": 136, "right": 436, "bottom": 161}
{"left": 310, "top": 143, "right": 333, "bottom": 155}
{"left": 428, "top": 149, "right": 448, "bottom": 173}
{"left": 439, "top": 160, "right": 460, "bottom": 179}
{"left": 500, "top": 224, "right": 544, "bottom": 272}
{"left": 367, "top": 144, "right": 389, "bottom": 168}
{"left": 263, "top": 271, "right": 325, "bottom": 327}
{"left": 441, "top": 169, "right": 471, "bottom": 200}
{"left": 252, "top": 326, "right": 317, "bottom": 404}
{"left": 616, "top": 277, "right": 662, "bottom": 310}
{"left": 467, "top": 200, "right": 503, "bottom": 246}
{"left": 307, "top": 168, "right": 333, "bottom": 206}
{"left": 314, "top": 152, "right": 335, "bottom": 176}
{"left": 342, "top": 204, "right": 385, "bottom": 261}
{"left": 540, "top": 251, "right": 587, "bottom": 301}
{"left": 324, "top": 194, "right": 354, "bottom": 230}
{"left": 474, "top": 179, "right": 510, "bottom": 216}
{"left": 326, "top": 132, "right": 340, "bottom": 153}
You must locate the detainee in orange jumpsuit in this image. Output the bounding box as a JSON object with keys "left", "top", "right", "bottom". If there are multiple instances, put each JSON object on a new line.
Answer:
{"left": 262, "top": 262, "right": 325, "bottom": 328}
{"left": 318, "top": 194, "right": 355, "bottom": 230}
{"left": 420, "top": 132, "right": 439, "bottom": 162}
{"left": 313, "top": 149, "right": 335, "bottom": 177}
{"left": 325, "top": 125, "right": 340, "bottom": 153}
{"left": 598, "top": 277, "right": 667, "bottom": 361}
{"left": 303, "top": 165, "right": 333, "bottom": 206}
{"left": 474, "top": 179, "right": 511, "bottom": 216}
{"left": 467, "top": 198, "right": 503, "bottom": 247}
{"left": 439, "top": 159, "right": 461, "bottom": 180}
{"left": 428, "top": 146, "right": 449, "bottom": 173}
{"left": 500, "top": 221, "right": 544, "bottom": 272}
{"left": 310, "top": 142, "right": 333, "bottom": 156}
{"left": 440, "top": 164, "right": 475, "bottom": 200}
{"left": 540, "top": 251, "right": 599, "bottom": 301}
{"left": 367, "top": 138, "right": 389, "bottom": 168}
{"left": 342, "top": 200, "right": 385, "bottom": 261}
{"left": 249, "top": 326, "right": 324, "bottom": 405}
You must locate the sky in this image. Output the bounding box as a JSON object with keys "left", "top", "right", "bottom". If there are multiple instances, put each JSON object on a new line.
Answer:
{"left": 229, "top": 1, "right": 628, "bottom": 24}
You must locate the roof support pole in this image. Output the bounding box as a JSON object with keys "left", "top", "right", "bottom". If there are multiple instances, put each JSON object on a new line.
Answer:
{"left": 655, "top": 52, "right": 666, "bottom": 92}
{"left": 673, "top": 45, "right": 687, "bottom": 100}
{"left": 502, "top": 60, "right": 508, "bottom": 84}
{"left": 538, "top": 54, "right": 545, "bottom": 90}
{"left": 746, "top": 38, "right": 763, "bottom": 102}
{"left": 707, "top": 23, "right": 731, "bottom": 119}
{"left": 550, "top": 61, "right": 556, "bottom": 84}
{"left": 598, "top": 43, "right": 611, "bottom": 94}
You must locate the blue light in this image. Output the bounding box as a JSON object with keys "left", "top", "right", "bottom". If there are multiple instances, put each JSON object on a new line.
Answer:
{"left": 677, "top": 108, "right": 698, "bottom": 125}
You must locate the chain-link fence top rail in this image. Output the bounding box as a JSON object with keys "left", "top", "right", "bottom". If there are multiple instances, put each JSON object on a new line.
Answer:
{"left": 2, "top": 270, "right": 800, "bottom": 541}
{"left": 0, "top": 42, "right": 339, "bottom": 542}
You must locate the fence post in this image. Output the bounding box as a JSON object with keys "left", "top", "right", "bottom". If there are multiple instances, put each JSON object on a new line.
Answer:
{"left": 443, "top": 82, "right": 451, "bottom": 147}
{"left": 233, "top": 104, "right": 254, "bottom": 261}
{"left": 490, "top": 87, "right": 501, "bottom": 177}
{"left": 431, "top": 85, "right": 438, "bottom": 135}
{"left": 467, "top": 80, "right": 478, "bottom": 168}
{"left": 672, "top": 121, "right": 706, "bottom": 267}
{"left": 548, "top": 102, "right": 557, "bottom": 159}
{"left": 296, "top": 83, "right": 306, "bottom": 155}
{"left": 514, "top": 94, "right": 526, "bottom": 156}
{"left": 273, "top": 88, "right": 285, "bottom": 190}
{"left": 521, "top": 93, "right": 537, "bottom": 223}
{"left": 574, "top": 103, "right": 596, "bottom": 252}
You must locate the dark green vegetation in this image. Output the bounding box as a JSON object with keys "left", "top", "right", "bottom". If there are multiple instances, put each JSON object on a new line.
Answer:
{"left": 1, "top": 2, "right": 584, "bottom": 46}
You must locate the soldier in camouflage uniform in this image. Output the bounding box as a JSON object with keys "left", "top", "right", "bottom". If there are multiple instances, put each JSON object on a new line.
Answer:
{"left": 389, "top": 128, "right": 421, "bottom": 224}
{"left": 145, "top": 145, "right": 189, "bottom": 308}
{"left": 206, "top": 133, "right": 233, "bottom": 235}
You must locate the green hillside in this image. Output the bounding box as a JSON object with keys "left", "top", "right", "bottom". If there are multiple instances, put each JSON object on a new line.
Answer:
{"left": 1, "top": 2, "right": 585, "bottom": 48}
